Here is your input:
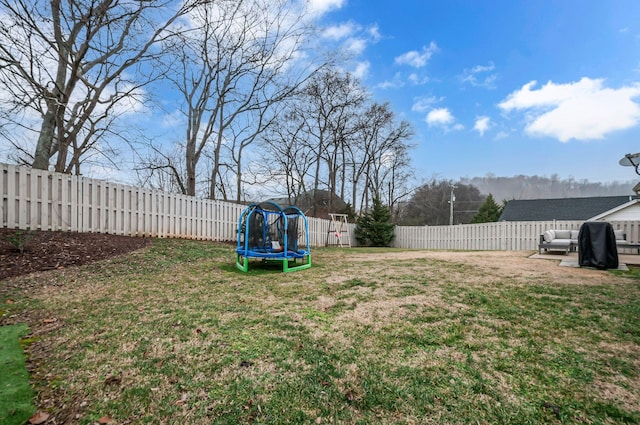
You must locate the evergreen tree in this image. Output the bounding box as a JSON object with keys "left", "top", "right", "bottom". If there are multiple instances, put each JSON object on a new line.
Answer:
{"left": 355, "top": 198, "right": 396, "bottom": 246}
{"left": 342, "top": 203, "right": 357, "bottom": 223}
{"left": 471, "top": 194, "right": 503, "bottom": 223}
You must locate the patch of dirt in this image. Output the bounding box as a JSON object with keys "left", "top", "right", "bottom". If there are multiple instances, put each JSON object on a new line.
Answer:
{"left": 348, "top": 249, "right": 621, "bottom": 284}
{"left": 0, "top": 228, "right": 152, "bottom": 281}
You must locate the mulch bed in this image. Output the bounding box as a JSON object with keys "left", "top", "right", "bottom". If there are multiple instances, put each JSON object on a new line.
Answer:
{"left": 0, "top": 229, "right": 153, "bottom": 423}
{"left": 0, "top": 228, "right": 152, "bottom": 281}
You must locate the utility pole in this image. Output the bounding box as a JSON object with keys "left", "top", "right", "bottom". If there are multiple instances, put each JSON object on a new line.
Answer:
{"left": 449, "top": 185, "right": 456, "bottom": 225}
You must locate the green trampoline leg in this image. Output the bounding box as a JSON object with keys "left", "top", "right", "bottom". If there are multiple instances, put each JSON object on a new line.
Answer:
{"left": 236, "top": 254, "right": 249, "bottom": 272}
{"left": 283, "top": 254, "right": 312, "bottom": 273}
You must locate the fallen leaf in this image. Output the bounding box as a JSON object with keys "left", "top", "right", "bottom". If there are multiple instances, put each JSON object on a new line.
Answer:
{"left": 43, "top": 318, "right": 57, "bottom": 323}
{"left": 176, "top": 393, "right": 188, "bottom": 405}
{"left": 29, "top": 411, "right": 50, "bottom": 424}
{"left": 103, "top": 374, "right": 121, "bottom": 386}
{"left": 317, "top": 378, "right": 330, "bottom": 387}
{"left": 98, "top": 415, "right": 114, "bottom": 424}
{"left": 542, "top": 402, "right": 561, "bottom": 419}
{"left": 5, "top": 299, "right": 15, "bottom": 304}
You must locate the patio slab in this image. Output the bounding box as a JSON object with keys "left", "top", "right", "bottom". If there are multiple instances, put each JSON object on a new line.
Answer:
{"left": 530, "top": 251, "right": 638, "bottom": 269}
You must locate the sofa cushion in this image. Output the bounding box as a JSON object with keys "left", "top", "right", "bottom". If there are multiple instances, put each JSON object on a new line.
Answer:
{"left": 614, "top": 229, "right": 625, "bottom": 241}
{"left": 570, "top": 230, "right": 579, "bottom": 241}
{"left": 543, "top": 230, "right": 555, "bottom": 242}
{"left": 554, "top": 230, "right": 571, "bottom": 239}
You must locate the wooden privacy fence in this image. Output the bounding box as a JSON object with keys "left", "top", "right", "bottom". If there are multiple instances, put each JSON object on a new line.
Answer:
{"left": 3, "top": 163, "right": 639, "bottom": 250}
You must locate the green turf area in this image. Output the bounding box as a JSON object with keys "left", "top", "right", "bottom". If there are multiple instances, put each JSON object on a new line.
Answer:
{"left": 0, "top": 323, "right": 35, "bottom": 425}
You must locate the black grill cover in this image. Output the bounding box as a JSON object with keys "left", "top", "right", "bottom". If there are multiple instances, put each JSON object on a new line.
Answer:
{"left": 578, "top": 222, "right": 618, "bottom": 269}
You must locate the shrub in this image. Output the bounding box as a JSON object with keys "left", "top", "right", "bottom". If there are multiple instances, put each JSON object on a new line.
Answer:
{"left": 5, "top": 228, "right": 34, "bottom": 254}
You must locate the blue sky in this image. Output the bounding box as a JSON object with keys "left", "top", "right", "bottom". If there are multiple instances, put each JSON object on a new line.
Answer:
{"left": 313, "top": 0, "right": 640, "bottom": 184}
{"left": 2, "top": 0, "right": 639, "bottom": 189}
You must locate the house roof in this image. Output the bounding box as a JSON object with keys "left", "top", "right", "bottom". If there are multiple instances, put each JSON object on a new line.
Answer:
{"left": 268, "top": 189, "right": 347, "bottom": 218}
{"left": 588, "top": 199, "right": 640, "bottom": 221}
{"left": 499, "top": 196, "right": 636, "bottom": 221}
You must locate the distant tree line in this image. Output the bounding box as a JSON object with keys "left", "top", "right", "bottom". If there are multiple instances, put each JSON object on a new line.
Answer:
{"left": 397, "top": 178, "right": 504, "bottom": 226}
{"left": 460, "top": 174, "right": 636, "bottom": 201}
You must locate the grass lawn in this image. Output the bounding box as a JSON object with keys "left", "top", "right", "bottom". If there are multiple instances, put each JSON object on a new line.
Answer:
{"left": 0, "top": 323, "right": 35, "bottom": 424}
{"left": 2, "top": 239, "right": 640, "bottom": 424}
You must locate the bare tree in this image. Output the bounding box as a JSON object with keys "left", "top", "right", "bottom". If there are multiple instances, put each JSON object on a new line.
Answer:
{"left": 385, "top": 142, "right": 414, "bottom": 220}
{"left": 0, "top": 0, "right": 199, "bottom": 173}
{"left": 259, "top": 107, "right": 316, "bottom": 204}
{"left": 163, "top": 0, "right": 317, "bottom": 200}
{"left": 355, "top": 102, "right": 414, "bottom": 211}
{"left": 257, "top": 72, "right": 415, "bottom": 216}
{"left": 135, "top": 142, "right": 188, "bottom": 194}
{"left": 299, "top": 69, "right": 367, "bottom": 214}
{"left": 335, "top": 101, "right": 414, "bottom": 214}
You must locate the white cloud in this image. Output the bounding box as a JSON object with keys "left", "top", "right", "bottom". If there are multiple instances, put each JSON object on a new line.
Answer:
{"left": 352, "top": 61, "right": 370, "bottom": 80}
{"left": 376, "top": 72, "right": 405, "bottom": 89}
{"left": 499, "top": 77, "right": 640, "bottom": 142}
{"left": 394, "top": 41, "right": 439, "bottom": 68}
{"left": 321, "top": 22, "right": 380, "bottom": 66}
{"left": 322, "top": 22, "right": 357, "bottom": 40}
{"left": 494, "top": 131, "right": 509, "bottom": 140}
{"left": 367, "top": 24, "right": 382, "bottom": 41}
{"left": 160, "top": 109, "right": 186, "bottom": 129}
{"left": 377, "top": 72, "right": 428, "bottom": 89}
{"left": 426, "top": 108, "right": 454, "bottom": 127}
{"left": 411, "top": 96, "right": 440, "bottom": 113}
{"left": 474, "top": 116, "right": 491, "bottom": 136}
{"left": 102, "top": 81, "right": 149, "bottom": 116}
{"left": 345, "top": 38, "right": 367, "bottom": 55}
{"left": 462, "top": 61, "right": 497, "bottom": 89}
{"left": 307, "top": 0, "right": 345, "bottom": 16}
{"left": 408, "top": 73, "right": 429, "bottom": 85}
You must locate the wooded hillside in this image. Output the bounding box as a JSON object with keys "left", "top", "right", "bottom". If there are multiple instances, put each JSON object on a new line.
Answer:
{"left": 460, "top": 174, "right": 637, "bottom": 201}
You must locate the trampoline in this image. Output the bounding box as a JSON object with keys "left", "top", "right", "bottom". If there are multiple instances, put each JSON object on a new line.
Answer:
{"left": 236, "top": 201, "right": 311, "bottom": 272}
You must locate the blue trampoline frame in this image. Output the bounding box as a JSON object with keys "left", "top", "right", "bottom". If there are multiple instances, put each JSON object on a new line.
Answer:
{"left": 236, "top": 201, "right": 311, "bottom": 272}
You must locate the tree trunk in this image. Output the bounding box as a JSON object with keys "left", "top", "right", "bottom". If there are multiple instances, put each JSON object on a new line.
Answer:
{"left": 55, "top": 140, "right": 69, "bottom": 172}
{"left": 186, "top": 158, "right": 196, "bottom": 196}
{"left": 311, "top": 140, "right": 323, "bottom": 216}
{"left": 235, "top": 147, "right": 242, "bottom": 203}
{"left": 32, "top": 109, "right": 56, "bottom": 170}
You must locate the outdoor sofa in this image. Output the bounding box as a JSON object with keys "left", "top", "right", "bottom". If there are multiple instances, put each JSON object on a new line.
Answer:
{"left": 538, "top": 228, "right": 628, "bottom": 254}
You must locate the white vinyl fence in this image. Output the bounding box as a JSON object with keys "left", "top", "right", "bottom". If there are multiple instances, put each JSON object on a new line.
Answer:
{"left": 0, "top": 163, "right": 357, "bottom": 246}
{"left": 393, "top": 220, "right": 640, "bottom": 251}
{"left": 1, "top": 163, "right": 242, "bottom": 240}
{"left": 3, "top": 163, "right": 639, "bottom": 250}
